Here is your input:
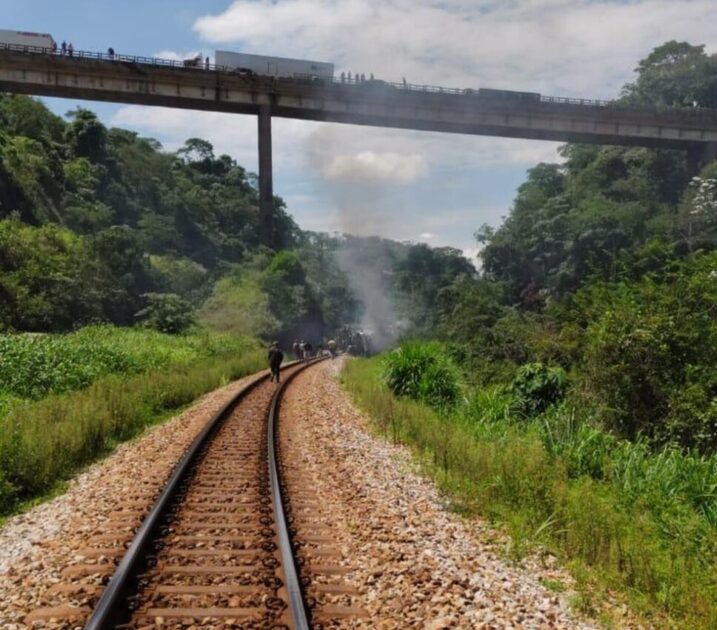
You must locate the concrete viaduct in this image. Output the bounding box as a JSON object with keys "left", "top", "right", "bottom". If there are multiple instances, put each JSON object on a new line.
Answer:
{"left": 1, "top": 45, "right": 717, "bottom": 247}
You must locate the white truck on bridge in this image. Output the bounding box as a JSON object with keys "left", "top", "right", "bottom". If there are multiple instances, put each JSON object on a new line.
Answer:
{"left": 0, "top": 30, "right": 55, "bottom": 51}
{"left": 215, "top": 50, "right": 334, "bottom": 80}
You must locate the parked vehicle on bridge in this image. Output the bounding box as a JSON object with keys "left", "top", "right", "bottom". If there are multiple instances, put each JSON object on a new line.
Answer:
{"left": 215, "top": 50, "right": 334, "bottom": 80}
{"left": 477, "top": 87, "right": 542, "bottom": 103}
{"left": 0, "top": 30, "right": 55, "bottom": 51}
{"left": 182, "top": 56, "right": 202, "bottom": 68}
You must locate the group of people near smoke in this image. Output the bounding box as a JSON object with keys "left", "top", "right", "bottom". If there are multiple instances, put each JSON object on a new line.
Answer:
{"left": 291, "top": 338, "right": 337, "bottom": 360}
{"left": 267, "top": 339, "right": 338, "bottom": 383}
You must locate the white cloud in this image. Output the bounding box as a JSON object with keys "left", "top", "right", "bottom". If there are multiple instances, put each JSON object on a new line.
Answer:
{"left": 419, "top": 232, "right": 434, "bottom": 239}
{"left": 193, "top": 0, "right": 717, "bottom": 99}
{"left": 322, "top": 151, "right": 428, "bottom": 184}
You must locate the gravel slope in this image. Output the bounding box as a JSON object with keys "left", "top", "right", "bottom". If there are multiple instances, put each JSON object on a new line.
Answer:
{"left": 0, "top": 370, "right": 267, "bottom": 629}
{"left": 280, "top": 359, "right": 598, "bottom": 629}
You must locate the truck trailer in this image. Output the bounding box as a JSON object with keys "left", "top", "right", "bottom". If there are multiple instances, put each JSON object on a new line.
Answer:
{"left": 215, "top": 50, "right": 334, "bottom": 80}
{"left": 0, "top": 30, "right": 55, "bottom": 50}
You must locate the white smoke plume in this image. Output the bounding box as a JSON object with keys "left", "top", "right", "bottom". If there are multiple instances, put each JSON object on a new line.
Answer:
{"left": 306, "top": 126, "right": 419, "bottom": 350}
{"left": 333, "top": 239, "right": 403, "bottom": 350}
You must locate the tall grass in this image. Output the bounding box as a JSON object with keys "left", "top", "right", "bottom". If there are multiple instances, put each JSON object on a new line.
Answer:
{"left": 0, "top": 332, "right": 265, "bottom": 515}
{"left": 342, "top": 357, "right": 717, "bottom": 628}
{"left": 0, "top": 325, "right": 251, "bottom": 400}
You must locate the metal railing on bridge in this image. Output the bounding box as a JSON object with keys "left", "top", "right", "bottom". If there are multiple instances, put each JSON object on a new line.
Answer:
{"left": 1, "top": 41, "right": 715, "bottom": 120}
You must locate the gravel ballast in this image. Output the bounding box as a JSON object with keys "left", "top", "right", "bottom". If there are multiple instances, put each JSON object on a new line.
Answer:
{"left": 1, "top": 359, "right": 637, "bottom": 628}
{"left": 279, "top": 359, "right": 598, "bottom": 629}
{"left": 0, "top": 371, "right": 267, "bottom": 629}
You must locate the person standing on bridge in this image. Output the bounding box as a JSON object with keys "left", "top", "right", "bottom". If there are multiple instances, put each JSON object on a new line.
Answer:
{"left": 67, "top": 42, "right": 74, "bottom": 57}
{"left": 61, "top": 41, "right": 66, "bottom": 55}
{"left": 268, "top": 341, "right": 284, "bottom": 383}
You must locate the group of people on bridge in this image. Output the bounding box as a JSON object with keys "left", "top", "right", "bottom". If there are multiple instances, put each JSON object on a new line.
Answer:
{"left": 53, "top": 40, "right": 74, "bottom": 56}
{"left": 50, "top": 41, "right": 121, "bottom": 60}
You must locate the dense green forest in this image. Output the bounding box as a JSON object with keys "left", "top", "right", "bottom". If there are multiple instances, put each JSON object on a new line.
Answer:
{"left": 0, "top": 93, "right": 472, "bottom": 343}
{"left": 430, "top": 41, "right": 717, "bottom": 453}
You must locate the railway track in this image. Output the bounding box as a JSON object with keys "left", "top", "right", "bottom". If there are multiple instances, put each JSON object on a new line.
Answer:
{"left": 26, "top": 360, "right": 365, "bottom": 629}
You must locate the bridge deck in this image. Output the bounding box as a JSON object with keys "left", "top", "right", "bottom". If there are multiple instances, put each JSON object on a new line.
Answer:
{"left": 1, "top": 47, "right": 716, "bottom": 151}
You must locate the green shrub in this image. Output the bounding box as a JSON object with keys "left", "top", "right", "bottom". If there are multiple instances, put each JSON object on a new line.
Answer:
{"left": 198, "top": 271, "right": 279, "bottom": 338}
{"left": 511, "top": 362, "right": 567, "bottom": 416}
{"left": 135, "top": 292, "right": 195, "bottom": 334}
{"left": 465, "top": 385, "right": 515, "bottom": 425}
{"left": 382, "top": 341, "right": 460, "bottom": 408}
{"left": 539, "top": 404, "right": 618, "bottom": 480}
{"left": 581, "top": 253, "right": 717, "bottom": 450}
{"left": 343, "top": 356, "right": 717, "bottom": 627}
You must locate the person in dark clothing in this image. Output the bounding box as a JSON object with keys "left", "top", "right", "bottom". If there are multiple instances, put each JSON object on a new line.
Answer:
{"left": 268, "top": 341, "right": 283, "bottom": 383}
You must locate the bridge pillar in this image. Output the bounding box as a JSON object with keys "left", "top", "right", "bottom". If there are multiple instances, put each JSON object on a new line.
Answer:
{"left": 258, "top": 105, "right": 274, "bottom": 248}
{"left": 687, "top": 142, "right": 717, "bottom": 176}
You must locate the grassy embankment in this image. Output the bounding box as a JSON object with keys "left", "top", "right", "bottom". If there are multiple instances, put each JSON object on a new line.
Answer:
{"left": 342, "top": 356, "right": 717, "bottom": 629}
{"left": 0, "top": 325, "right": 265, "bottom": 516}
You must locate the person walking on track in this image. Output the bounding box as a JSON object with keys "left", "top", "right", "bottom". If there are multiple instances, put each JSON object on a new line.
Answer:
{"left": 268, "top": 341, "right": 283, "bottom": 383}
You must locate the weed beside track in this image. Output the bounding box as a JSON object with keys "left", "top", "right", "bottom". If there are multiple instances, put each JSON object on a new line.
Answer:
{"left": 342, "top": 356, "right": 717, "bottom": 629}
{"left": 0, "top": 328, "right": 265, "bottom": 516}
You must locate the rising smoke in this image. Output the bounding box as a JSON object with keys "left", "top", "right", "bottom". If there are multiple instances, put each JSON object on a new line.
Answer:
{"left": 333, "top": 237, "right": 405, "bottom": 351}
{"left": 306, "top": 126, "right": 419, "bottom": 350}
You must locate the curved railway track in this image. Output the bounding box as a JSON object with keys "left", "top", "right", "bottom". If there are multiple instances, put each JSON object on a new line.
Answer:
{"left": 34, "top": 358, "right": 365, "bottom": 629}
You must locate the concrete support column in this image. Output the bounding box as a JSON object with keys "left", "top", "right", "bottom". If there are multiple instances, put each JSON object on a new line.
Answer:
{"left": 687, "top": 142, "right": 717, "bottom": 176}
{"left": 258, "top": 105, "right": 274, "bottom": 248}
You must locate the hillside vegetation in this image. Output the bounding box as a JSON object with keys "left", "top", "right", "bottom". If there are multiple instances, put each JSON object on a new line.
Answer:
{"left": 0, "top": 95, "right": 473, "bottom": 343}
{"left": 343, "top": 41, "right": 717, "bottom": 628}
{"left": 0, "top": 82, "right": 473, "bottom": 514}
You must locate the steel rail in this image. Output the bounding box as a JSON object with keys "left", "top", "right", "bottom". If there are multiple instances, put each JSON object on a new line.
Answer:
{"left": 83, "top": 360, "right": 300, "bottom": 630}
{"left": 267, "top": 359, "right": 324, "bottom": 630}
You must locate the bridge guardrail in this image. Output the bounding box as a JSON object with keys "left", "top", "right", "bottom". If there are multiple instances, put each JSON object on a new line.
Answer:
{"left": 1, "top": 42, "right": 715, "bottom": 120}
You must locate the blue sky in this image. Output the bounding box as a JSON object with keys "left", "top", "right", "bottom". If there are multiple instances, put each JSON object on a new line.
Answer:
{"left": 4, "top": 1, "right": 717, "bottom": 259}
